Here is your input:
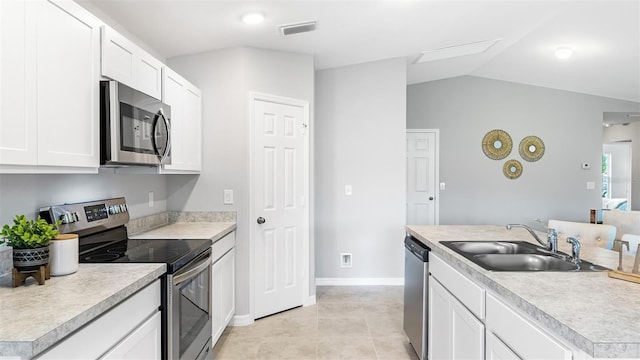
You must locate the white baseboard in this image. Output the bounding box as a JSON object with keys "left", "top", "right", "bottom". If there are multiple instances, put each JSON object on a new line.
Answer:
{"left": 229, "top": 313, "right": 254, "bottom": 327}
{"left": 304, "top": 295, "right": 316, "bottom": 306}
{"left": 315, "top": 277, "right": 404, "bottom": 286}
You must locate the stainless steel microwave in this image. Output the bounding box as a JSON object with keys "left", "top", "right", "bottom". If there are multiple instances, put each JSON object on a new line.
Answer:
{"left": 100, "top": 80, "right": 171, "bottom": 167}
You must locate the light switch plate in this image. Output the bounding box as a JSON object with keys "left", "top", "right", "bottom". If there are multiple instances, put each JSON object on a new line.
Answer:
{"left": 345, "top": 185, "right": 352, "bottom": 196}
{"left": 440, "top": 182, "right": 446, "bottom": 191}
{"left": 223, "top": 190, "right": 234, "bottom": 205}
{"left": 586, "top": 181, "right": 595, "bottom": 190}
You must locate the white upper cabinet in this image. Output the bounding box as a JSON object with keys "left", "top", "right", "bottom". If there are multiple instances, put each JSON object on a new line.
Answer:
{"left": 0, "top": 0, "right": 34, "bottom": 165}
{"left": 0, "top": 0, "right": 100, "bottom": 172}
{"left": 101, "top": 26, "right": 163, "bottom": 100}
{"left": 161, "top": 67, "right": 202, "bottom": 173}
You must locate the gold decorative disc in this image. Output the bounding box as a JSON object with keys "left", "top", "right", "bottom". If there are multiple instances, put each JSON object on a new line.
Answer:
{"left": 482, "top": 129, "right": 512, "bottom": 160}
{"left": 503, "top": 159, "right": 523, "bottom": 179}
{"left": 519, "top": 136, "right": 545, "bottom": 162}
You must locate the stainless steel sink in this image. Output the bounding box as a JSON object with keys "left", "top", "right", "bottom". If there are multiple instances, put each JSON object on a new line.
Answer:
{"left": 444, "top": 241, "right": 541, "bottom": 254}
{"left": 440, "top": 241, "right": 608, "bottom": 272}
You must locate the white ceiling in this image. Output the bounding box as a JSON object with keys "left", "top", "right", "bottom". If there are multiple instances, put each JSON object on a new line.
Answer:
{"left": 80, "top": 0, "right": 640, "bottom": 102}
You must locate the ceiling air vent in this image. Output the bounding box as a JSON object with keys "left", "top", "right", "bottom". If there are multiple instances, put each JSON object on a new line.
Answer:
{"left": 279, "top": 21, "right": 317, "bottom": 36}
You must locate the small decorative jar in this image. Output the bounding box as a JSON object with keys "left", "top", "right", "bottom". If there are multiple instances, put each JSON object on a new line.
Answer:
{"left": 49, "top": 233, "right": 78, "bottom": 276}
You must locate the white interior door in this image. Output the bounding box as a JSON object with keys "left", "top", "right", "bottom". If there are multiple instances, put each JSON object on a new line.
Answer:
{"left": 252, "top": 95, "right": 309, "bottom": 319}
{"left": 407, "top": 130, "right": 438, "bottom": 225}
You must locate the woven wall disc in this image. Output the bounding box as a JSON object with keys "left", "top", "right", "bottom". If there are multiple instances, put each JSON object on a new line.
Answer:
{"left": 503, "top": 159, "right": 523, "bottom": 179}
{"left": 482, "top": 129, "right": 512, "bottom": 160}
{"left": 519, "top": 136, "right": 545, "bottom": 162}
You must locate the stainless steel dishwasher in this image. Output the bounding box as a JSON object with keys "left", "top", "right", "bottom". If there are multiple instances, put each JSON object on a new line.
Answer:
{"left": 403, "top": 234, "right": 430, "bottom": 360}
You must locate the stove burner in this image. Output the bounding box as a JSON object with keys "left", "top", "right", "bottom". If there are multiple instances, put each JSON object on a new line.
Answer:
{"left": 84, "top": 253, "right": 122, "bottom": 261}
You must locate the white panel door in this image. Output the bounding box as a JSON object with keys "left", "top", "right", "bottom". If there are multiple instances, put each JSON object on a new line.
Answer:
{"left": 407, "top": 130, "right": 438, "bottom": 225}
{"left": 33, "top": 0, "right": 99, "bottom": 167}
{"left": 0, "top": 0, "right": 36, "bottom": 165}
{"left": 253, "top": 98, "right": 307, "bottom": 319}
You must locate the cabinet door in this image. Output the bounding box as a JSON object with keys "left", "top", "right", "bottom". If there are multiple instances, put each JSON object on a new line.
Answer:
{"left": 429, "top": 276, "right": 451, "bottom": 360}
{"left": 429, "top": 275, "right": 484, "bottom": 360}
{"left": 0, "top": 0, "right": 36, "bottom": 165}
{"left": 450, "top": 296, "right": 484, "bottom": 359}
{"left": 101, "top": 312, "right": 162, "bottom": 360}
{"left": 102, "top": 26, "right": 162, "bottom": 100}
{"left": 32, "top": 0, "right": 100, "bottom": 167}
{"left": 161, "top": 67, "right": 202, "bottom": 173}
{"left": 212, "top": 247, "right": 236, "bottom": 345}
{"left": 486, "top": 332, "right": 521, "bottom": 360}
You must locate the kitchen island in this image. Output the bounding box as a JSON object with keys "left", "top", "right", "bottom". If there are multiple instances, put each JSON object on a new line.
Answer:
{"left": 0, "top": 263, "right": 166, "bottom": 359}
{"left": 408, "top": 225, "right": 640, "bottom": 359}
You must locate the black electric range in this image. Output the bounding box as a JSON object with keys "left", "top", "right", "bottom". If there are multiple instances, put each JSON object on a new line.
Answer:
{"left": 40, "top": 197, "right": 214, "bottom": 360}
{"left": 40, "top": 197, "right": 211, "bottom": 274}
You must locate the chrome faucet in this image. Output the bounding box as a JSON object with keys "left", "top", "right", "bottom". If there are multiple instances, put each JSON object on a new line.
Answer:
{"left": 566, "top": 236, "right": 581, "bottom": 264}
{"left": 506, "top": 223, "right": 558, "bottom": 253}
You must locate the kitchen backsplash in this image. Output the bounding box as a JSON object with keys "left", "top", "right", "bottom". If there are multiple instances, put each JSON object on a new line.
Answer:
{"left": 0, "top": 211, "right": 237, "bottom": 279}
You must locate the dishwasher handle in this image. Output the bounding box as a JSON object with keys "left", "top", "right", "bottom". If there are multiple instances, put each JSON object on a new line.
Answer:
{"left": 405, "top": 235, "right": 429, "bottom": 262}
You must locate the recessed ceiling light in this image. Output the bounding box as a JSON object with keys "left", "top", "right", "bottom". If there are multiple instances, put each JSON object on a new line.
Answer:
{"left": 554, "top": 47, "right": 574, "bottom": 60}
{"left": 242, "top": 12, "right": 264, "bottom": 25}
{"left": 414, "top": 39, "right": 502, "bottom": 64}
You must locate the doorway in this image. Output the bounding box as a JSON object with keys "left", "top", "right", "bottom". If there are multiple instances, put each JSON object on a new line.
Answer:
{"left": 406, "top": 129, "right": 439, "bottom": 225}
{"left": 249, "top": 92, "right": 310, "bottom": 320}
{"left": 602, "top": 142, "right": 632, "bottom": 210}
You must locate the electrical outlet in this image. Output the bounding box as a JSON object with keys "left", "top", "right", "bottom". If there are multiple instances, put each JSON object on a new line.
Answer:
{"left": 582, "top": 163, "right": 591, "bottom": 169}
{"left": 340, "top": 253, "right": 352, "bottom": 268}
{"left": 148, "top": 191, "right": 154, "bottom": 207}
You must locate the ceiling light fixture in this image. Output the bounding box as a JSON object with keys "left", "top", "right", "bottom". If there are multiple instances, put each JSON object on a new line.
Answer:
{"left": 414, "top": 39, "right": 502, "bottom": 64}
{"left": 242, "top": 12, "right": 264, "bottom": 25}
{"left": 554, "top": 47, "right": 574, "bottom": 60}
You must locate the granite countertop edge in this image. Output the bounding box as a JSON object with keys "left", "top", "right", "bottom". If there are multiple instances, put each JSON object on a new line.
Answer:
{"left": 129, "top": 221, "right": 236, "bottom": 243}
{"left": 406, "top": 225, "right": 640, "bottom": 359}
{"left": 0, "top": 264, "right": 166, "bottom": 358}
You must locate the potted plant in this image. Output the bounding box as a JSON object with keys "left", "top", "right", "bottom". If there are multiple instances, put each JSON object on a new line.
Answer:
{"left": 1, "top": 215, "right": 62, "bottom": 271}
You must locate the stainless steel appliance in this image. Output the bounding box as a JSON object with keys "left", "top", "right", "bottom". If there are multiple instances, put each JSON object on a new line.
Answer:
{"left": 100, "top": 80, "right": 172, "bottom": 167}
{"left": 40, "top": 198, "right": 212, "bottom": 360}
{"left": 403, "top": 234, "right": 430, "bottom": 360}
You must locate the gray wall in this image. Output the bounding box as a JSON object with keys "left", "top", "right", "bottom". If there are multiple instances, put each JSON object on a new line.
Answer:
{"left": 166, "top": 47, "right": 315, "bottom": 316}
{"left": 315, "top": 58, "right": 407, "bottom": 279}
{"left": 0, "top": 170, "right": 167, "bottom": 234}
{"left": 604, "top": 122, "right": 640, "bottom": 209}
{"left": 407, "top": 76, "right": 640, "bottom": 225}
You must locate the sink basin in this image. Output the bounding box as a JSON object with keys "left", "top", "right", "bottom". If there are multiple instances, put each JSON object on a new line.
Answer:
{"left": 444, "top": 241, "right": 540, "bottom": 254}
{"left": 473, "top": 254, "right": 578, "bottom": 271}
{"left": 440, "top": 240, "right": 609, "bottom": 272}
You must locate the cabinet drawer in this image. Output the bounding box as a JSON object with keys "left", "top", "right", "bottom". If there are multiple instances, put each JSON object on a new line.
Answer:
{"left": 212, "top": 231, "right": 235, "bottom": 263}
{"left": 430, "top": 252, "right": 485, "bottom": 319}
{"left": 486, "top": 293, "right": 571, "bottom": 360}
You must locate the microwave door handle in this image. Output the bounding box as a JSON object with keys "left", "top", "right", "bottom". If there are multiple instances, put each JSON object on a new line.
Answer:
{"left": 151, "top": 110, "right": 171, "bottom": 163}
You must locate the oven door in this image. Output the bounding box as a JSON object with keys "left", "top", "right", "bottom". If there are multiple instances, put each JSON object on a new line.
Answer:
{"left": 167, "top": 249, "right": 212, "bottom": 360}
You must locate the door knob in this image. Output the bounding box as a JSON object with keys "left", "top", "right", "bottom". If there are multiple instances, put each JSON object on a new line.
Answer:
{"left": 429, "top": 196, "right": 434, "bottom": 200}
{"left": 257, "top": 217, "right": 266, "bottom": 224}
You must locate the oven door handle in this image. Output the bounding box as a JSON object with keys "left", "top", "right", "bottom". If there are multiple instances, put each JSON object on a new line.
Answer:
{"left": 173, "top": 254, "right": 212, "bottom": 285}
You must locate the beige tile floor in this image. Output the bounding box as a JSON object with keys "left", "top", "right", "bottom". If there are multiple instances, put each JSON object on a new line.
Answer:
{"left": 213, "top": 286, "right": 420, "bottom": 360}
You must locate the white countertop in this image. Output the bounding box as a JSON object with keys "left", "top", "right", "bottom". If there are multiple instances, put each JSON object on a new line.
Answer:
{"left": 0, "top": 263, "right": 166, "bottom": 358}
{"left": 129, "top": 221, "right": 236, "bottom": 243}
{"left": 407, "top": 225, "right": 640, "bottom": 358}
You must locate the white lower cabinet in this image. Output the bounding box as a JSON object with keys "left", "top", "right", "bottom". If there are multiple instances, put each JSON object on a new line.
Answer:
{"left": 429, "top": 275, "right": 484, "bottom": 360}
{"left": 36, "top": 280, "right": 161, "bottom": 360}
{"left": 486, "top": 332, "right": 520, "bottom": 360}
{"left": 485, "top": 293, "right": 572, "bottom": 360}
{"left": 212, "top": 232, "right": 236, "bottom": 346}
{"left": 101, "top": 312, "right": 161, "bottom": 360}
